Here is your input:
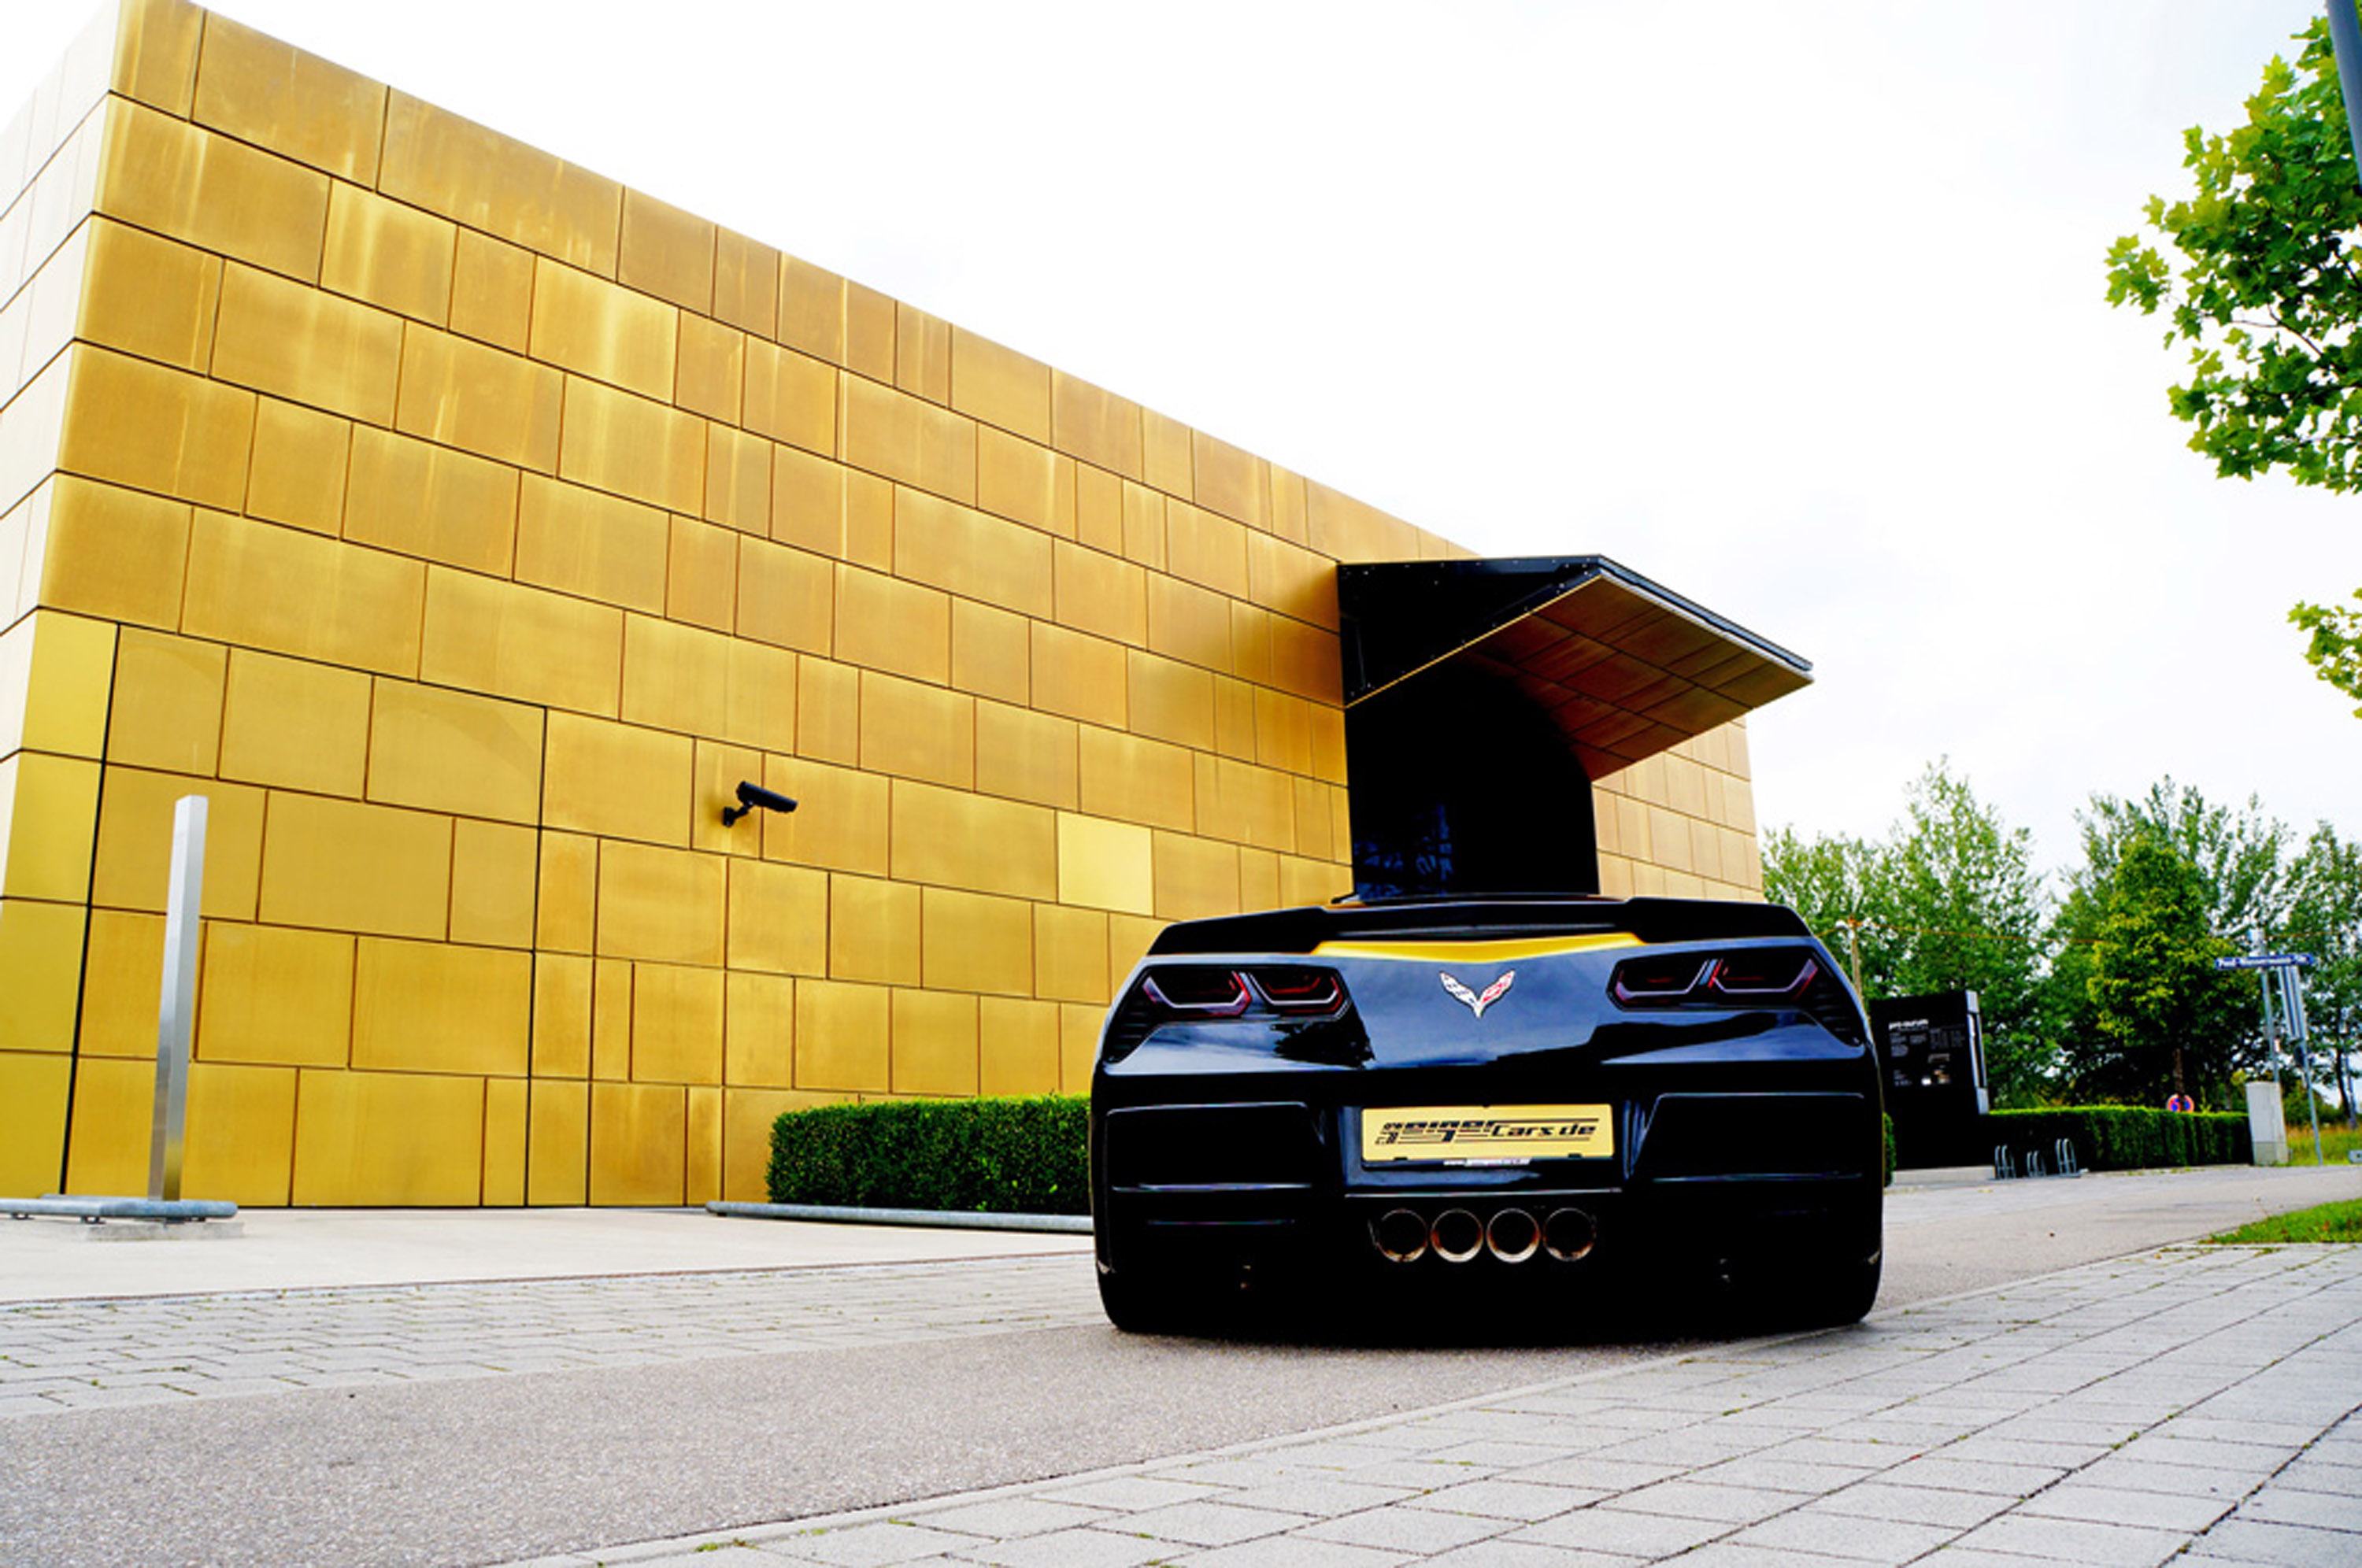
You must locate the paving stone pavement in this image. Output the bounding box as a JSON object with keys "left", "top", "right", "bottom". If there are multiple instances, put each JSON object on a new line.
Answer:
{"left": 0, "top": 1257, "right": 1099, "bottom": 1416}
{"left": 493, "top": 1244, "right": 2362, "bottom": 1568}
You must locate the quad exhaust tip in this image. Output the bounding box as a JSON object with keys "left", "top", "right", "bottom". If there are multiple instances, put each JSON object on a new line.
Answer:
{"left": 1544, "top": 1206, "right": 1597, "bottom": 1262}
{"left": 1371, "top": 1204, "right": 1597, "bottom": 1265}
{"left": 1373, "top": 1208, "right": 1428, "bottom": 1263}
{"left": 1430, "top": 1207, "right": 1485, "bottom": 1263}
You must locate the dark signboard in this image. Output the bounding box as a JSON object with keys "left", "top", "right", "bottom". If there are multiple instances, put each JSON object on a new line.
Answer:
{"left": 1868, "top": 990, "right": 1989, "bottom": 1168}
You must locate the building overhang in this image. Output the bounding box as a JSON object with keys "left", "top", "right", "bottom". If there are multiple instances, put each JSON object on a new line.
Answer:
{"left": 1337, "top": 556, "right": 1812, "bottom": 778}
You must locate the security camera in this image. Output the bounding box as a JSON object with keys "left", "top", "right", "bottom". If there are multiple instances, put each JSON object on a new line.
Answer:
{"left": 721, "top": 779, "right": 798, "bottom": 827}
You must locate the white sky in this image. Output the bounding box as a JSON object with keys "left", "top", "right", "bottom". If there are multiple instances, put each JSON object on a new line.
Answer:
{"left": 6, "top": 0, "right": 2358, "bottom": 887}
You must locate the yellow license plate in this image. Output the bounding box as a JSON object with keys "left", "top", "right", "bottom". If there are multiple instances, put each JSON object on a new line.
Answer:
{"left": 1362, "top": 1104, "right": 1615, "bottom": 1164}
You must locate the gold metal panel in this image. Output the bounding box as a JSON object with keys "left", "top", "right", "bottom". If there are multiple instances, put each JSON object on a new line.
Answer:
{"left": 369, "top": 680, "right": 542, "bottom": 823}
{"left": 62, "top": 1056, "right": 150, "bottom": 1195}
{"left": 691, "top": 735, "right": 763, "bottom": 856}
{"left": 76, "top": 218, "right": 219, "bottom": 371}
{"left": 352, "top": 937, "right": 529, "bottom": 1075}
{"left": 254, "top": 792, "right": 449, "bottom": 938}
{"left": 219, "top": 647, "right": 370, "bottom": 797}
{"left": 557, "top": 375, "right": 705, "bottom": 516}
{"left": 450, "top": 819, "right": 534, "bottom": 949}
{"left": 322, "top": 183, "right": 454, "bottom": 325}
{"left": 0, "top": 756, "right": 93, "bottom": 901}
{"left": 292, "top": 1069, "right": 487, "bottom": 1206}
{"left": 844, "top": 281, "right": 896, "bottom": 382}
{"left": 1272, "top": 618, "right": 1342, "bottom": 704}
{"left": 742, "top": 338, "right": 837, "bottom": 456}
{"left": 1142, "top": 409, "right": 1193, "bottom": 500}
{"left": 845, "top": 471, "right": 894, "bottom": 571}
{"left": 1076, "top": 727, "right": 1194, "bottom": 834}
{"left": 1028, "top": 623, "right": 1127, "bottom": 730}
{"left": 1307, "top": 701, "right": 1346, "bottom": 783}
{"left": 1231, "top": 602, "right": 1273, "bottom": 687}
{"left": 714, "top": 230, "right": 779, "bottom": 339}
{"left": 98, "top": 100, "right": 328, "bottom": 283}
{"left": 794, "top": 979, "right": 888, "bottom": 1093}
{"left": 687, "top": 1083, "right": 723, "bottom": 1204}
{"left": 764, "top": 756, "right": 884, "bottom": 877}
{"left": 1212, "top": 676, "right": 1257, "bottom": 762}
{"left": 1254, "top": 689, "right": 1313, "bottom": 777}
{"left": 976, "top": 426, "right": 1060, "bottom": 533}
{"left": 1194, "top": 756, "right": 1295, "bottom": 853}
{"left": 343, "top": 426, "right": 519, "bottom": 575}
{"left": 1305, "top": 481, "right": 1419, "bottom": 564}
{"left": 450, "top": 229, "right": 533, "bottom": 353}
{"left": 483, "top": 1076, "right": 528, "bottom": 1205}
{"left": 951, "top": 599, "right": 1029, "bottom": 705}
{"left": 840, "top": 378, "right": 976, "bottom": 505}
{"left": 854, "top": 675, "right": 968, "bottom": 793}
{"left": 620, "top": 612, "right": 729, "bottom": 739}
{"left": 0, "top": 1051, "right": 70, "bottom": 1194}
{"left": 1126, "top": 650, "right": 1214, "bottom": 752}
{"left": 106, "top": 629, "right": 222, "bottom": 775}
{"left": 536, "top": 832, "right": 597, "bottom": 954}
{"left": 1120, "top": 483, "right": 1166, "bottom": 570}
{"left": 889, "top": 778, "right": 1056, "bottom": 900}
{"left": 1145, "top": 573, "right": 1232, "bottom": 673}
{"left": 827, "top": 873, "right": 920, "bottom": 985}
{"left": 895, "top": 489, "right": 1051, "bottom": 618}
{"left": 727, "top": 859, "right": 827, "bottom": 976}
{"left": 1056, "top": 812, "right": 1154, "bottom": 915}
{"left": 1245, "top": 533, "right": 1337, "bottom": 630}
{"left": 421, "top": 567, "right": 625, "bottom": 716}
{"left": 528, "top": 1078, "right": 589, "bottom": 1204}
{"left": 593, "top": 957, "right": 631, "bottom": 1080}
{"left": 1239, "top": 845, "right": 1279, "bottom": 912}
{"left": 890, "top": 988, "right": 977, "bottom": 1096}
{"left": 975, "top": 701, "right": 1077, "bottom": 811}
{"left": 1050, "top": 542, "right": 1146, "bottom": 649}
{"left": 1053, "top": 1003, "right": 1097, "bottom": 1094}
{"left": 84, "top": 768, "right": 255, "bottom": 919}
{"left": 379, "top": 91, "right": 620, "bottom": 276}
{"left": 60, "top": 346, "right": 253, "bottom": 512}
{"left": 530, "top": 261, "right": 676, "bottom": 401}
{"left": 1073, "top": 464, "right": 1123, "bottom": 556}
{"left": 1292, "top": 775, "right": 1334, "bottom": 860}
{"left": 737, "top": 538, "right": 834, "bottom": 656}
{"left": 183, "top": 508, "right": 424, "bottom": 677}
{"left": 895, "top": 305, "right": 952, "bottom": 403}
{"left": 704, "top": 423, "right": 773, "bottom": 535}
{"left": 718, "top": 1086, "right": 828, "bottom": 1199}
{"left": 976, "top": 997, "right": 1057, "bottom": 1097}
{"left": 771, "top": 443, "right": 846, "bottom": 558}
{"left": 779, "top": 255, "right": 846, "bottom": 364}
{"left": 835, "top": 565, "right": 949, "bottom": 684}
{"left": 1050, "top": 372, "right": 1142, "bottom": 481}
{"left": 192, "top": 12, "right": 385, "bottom": 182}
{"left": 1153, "top": 832, "right": 1241, "bottom": 922}
{"left": 513, "top": 475, "right": 667, "bottom": 615}
{"left": 618, "top": 189, "right": 714, "bottom": 315}
{"left": 180, "top": 1063, "right": 298, "bottom": 1205}
{"left": 950, "top": 328, "right": 1051, "bottom": 444}
{"left": 0, "top": 898, "right": 83, "bottom": 1053}
{"left": 196, "top": 922, "right": 353, "bottom": 1068}
{"left": 676, "top": 313, "right": 744, "bottom": 424}
{"left": 1279, "top": 853, "right": 1349, "bottom": 908}
{"left": 1033, "top": 903, "right": 1110, "bottom": 1004}
{"left": 920, "top": 888, "right": 1033, "bottom": 999}
{"left": 667, "top": 515, "right": 738, "bottom": 632}
{"left": 109, "top": 0, "right": 203, "bottom": 115}
{"left": 588, "top": 1081, "right": 686, "bottom": 1206}
{"left": 596, "top": 838, "right": 725, "bottom": 966}
{"left": 395, "top": 324, "right": 562, "bottom": 472}
{"left": 0, "top": 610, "right": 110, "bottom": 760}
{"left": 542, "top": 712, "right": 691, "bottom": 846}
{"left": 531, "top": 953, "right": 591, "bottom": 1078}
{"left": 1105, "top": 915, "right": 1164, "bottom": 995}
{"left": 247, "top": 397, "right": 351, "bottom": 535}
{"left": 1191, "top": 431, "right": 1264, "bottom": 530}
{"left": 631, "top": 963, "right": 724, "bottom": 1085}
{"left": 793, "top": 661, "right": 860, "bottom": 768}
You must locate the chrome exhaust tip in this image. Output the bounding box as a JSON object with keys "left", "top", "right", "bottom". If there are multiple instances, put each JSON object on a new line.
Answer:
{"left": 1430, "top": 1207, "right": 1484, "bottom": 1263}
{"left": 1542, "top": 1207, "right": 1597, "bottom": 1262}
{"left": 1486, "top": 1207, "right": 1540, "bottom": 1264}
{"left": 1372, "top": 1208, "right": 1428, "bottom": 1263}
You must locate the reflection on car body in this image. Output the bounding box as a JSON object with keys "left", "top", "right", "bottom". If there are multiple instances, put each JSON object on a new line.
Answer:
{"left": 1090, "top": 893, "right": 1883, "bottom": 1334}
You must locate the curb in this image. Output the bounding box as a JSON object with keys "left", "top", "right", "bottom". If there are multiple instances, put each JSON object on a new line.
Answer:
{"left": 705, "top": 1200, "right": 1092, "bottom": 1234}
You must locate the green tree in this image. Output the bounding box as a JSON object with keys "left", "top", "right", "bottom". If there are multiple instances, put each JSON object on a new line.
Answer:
{"left": 2286, "top": 823, "right": 2362, "bottom": 1124}
{"left": 2103, "top": 17, "right": 2362, "bottom": 706}
{"left": 2084, "top": 835, "right": 2245, "bottom": 1104}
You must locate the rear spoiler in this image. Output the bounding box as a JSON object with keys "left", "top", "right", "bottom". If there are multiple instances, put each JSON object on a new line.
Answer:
{"left": 1147, "top": 896, "right": 1813, "bottom": 956}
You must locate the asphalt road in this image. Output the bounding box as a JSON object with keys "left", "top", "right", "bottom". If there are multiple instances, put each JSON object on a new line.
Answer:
{"left": 2, "top": 1164, "right": 2354, "bottom": 1568}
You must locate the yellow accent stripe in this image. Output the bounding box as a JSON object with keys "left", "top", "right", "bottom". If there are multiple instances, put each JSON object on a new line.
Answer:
{"left": 1312, "top": 933, "right": 1644, "bottom": 963}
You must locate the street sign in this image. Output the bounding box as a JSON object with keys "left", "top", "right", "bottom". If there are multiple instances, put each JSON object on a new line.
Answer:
{"left": 2214, "top": 953, "right": 2317, "bottom": 971}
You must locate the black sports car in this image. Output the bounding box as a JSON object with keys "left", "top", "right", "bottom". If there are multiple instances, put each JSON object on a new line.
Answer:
{"left": 1090, "top": 893, "right": 1883, "bottom": 1333}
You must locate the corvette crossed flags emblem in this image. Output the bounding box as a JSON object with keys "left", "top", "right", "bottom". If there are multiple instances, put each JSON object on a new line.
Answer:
{"left": 1439, "top": 970, "right": 1516, "bottom": 1019}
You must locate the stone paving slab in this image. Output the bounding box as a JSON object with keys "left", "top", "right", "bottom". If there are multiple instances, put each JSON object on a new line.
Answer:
{"left": 493, "top": 1244, "right": 2362, "bottom": 1567}
{"left": 0, "top": 1256, "right": 1101, "bottom": 1415}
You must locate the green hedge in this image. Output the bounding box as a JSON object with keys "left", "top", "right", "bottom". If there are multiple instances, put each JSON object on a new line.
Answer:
{"left": 1986, "top": 1106, "right": 2249, "bottom": 1172}
{"left": 767, "top": 1094, "right": 1090, "bottom": 1214}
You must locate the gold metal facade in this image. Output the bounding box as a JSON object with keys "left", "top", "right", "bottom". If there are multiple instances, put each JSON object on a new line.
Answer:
{"left": 0, "top": 0, "right": 1766, "bottom": 1206}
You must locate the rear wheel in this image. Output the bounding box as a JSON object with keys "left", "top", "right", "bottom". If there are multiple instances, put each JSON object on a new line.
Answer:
{"left": 1790, "top": 1252, "right": 1881, "bottom": 1327}
{"left": 1097, "top": 1267, "right": 1198, "bottom": 1335}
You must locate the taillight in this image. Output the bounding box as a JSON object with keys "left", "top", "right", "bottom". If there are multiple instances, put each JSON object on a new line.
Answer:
{"left": 1250, "top": 967, "right": 1346, "bottom": 1015}
{"left": 1140, "top": 968, "right": 1251, "bottom": 1016}
{"left": 1611, "top": 947, "right": 1818, "bottom": 1007}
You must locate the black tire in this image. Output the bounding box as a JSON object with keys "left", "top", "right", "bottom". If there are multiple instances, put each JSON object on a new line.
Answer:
{"left": 1096, "top": 1267, "right": 1197, "bottom": 1334}
{"left": 1790, "top": 1252, "right": 1881, "bottom": 1328}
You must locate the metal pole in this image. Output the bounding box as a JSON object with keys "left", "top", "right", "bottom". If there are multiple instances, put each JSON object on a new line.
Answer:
{"left": 2328, "top": 1, "right": 2362, "bottom": 191}
{"left": 1843, "top": 919, "right": 1866, "bottom": 1001}
{"left": 2291, "top": 967, "right": 2323, "bottom": 1167}
{"left": 148, "top": 796, "right": 207, "bottom": 1202}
